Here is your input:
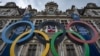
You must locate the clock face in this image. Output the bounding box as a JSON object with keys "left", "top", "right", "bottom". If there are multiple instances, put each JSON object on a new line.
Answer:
{"left": 0, "top": 8, "right": 19, "bottom": 16}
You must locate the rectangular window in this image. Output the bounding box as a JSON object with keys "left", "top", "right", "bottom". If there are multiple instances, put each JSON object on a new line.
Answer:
{"left": 93, "top": 20, "right": 100, "bottom": 31}
{"left": 98, "top": 39, "right": 100, "bottom": 45}
{"left": 8, "top": 19, "right": 18, "bottom": 26}
{"left": 0, "top": 20, "right": 8, "bottom": 30}
{"left": 0, "top": 33, "right": 3, "bottom": 45}
{"left": 0, "top": 32, "right": 4, "bottom": 52}
{"left": 60, "top": 20, "right": 68, "bottom": 27}
{"left": 66, "top": 44, "right": 77, "bottom": 56}
{"left": 0, "top": 20, "right": 3, "bottom": 29}
{"left": 27, "top": 44, "right": 37, "bottom": 56}
{"left": 92, "top": 11, "right": 98, "bottom": 15}
{"left": 35, "top": 19, "right": 43, "bottom": 28}
{"left": 83, "top": 20, "right": 92, "bottom": 24}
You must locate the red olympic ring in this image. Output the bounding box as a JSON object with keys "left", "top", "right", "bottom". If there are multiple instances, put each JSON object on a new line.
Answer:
{"left": 67, "top": 21, "right": 99, "bottom": 44}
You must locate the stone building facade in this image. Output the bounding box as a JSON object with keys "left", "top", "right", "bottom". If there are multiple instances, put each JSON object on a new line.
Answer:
{"left": 0, "top": 1, "right": 100, "bottom": 56}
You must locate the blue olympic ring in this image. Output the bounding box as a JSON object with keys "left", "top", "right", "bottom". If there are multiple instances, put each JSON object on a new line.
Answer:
{"left": 2, "top": 21, "right": 35, "bottom": 44}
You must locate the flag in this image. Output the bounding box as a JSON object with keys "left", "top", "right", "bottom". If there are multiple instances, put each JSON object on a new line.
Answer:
{"left": 47, "top": 25, "right": 55, "bottom": 32}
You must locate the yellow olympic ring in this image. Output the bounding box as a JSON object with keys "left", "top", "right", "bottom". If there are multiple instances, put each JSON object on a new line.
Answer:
{"left": 10, "top": 30, "right": 50, "bottom": 56}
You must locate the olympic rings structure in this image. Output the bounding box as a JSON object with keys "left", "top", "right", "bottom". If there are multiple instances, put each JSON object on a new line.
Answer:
{"left": 2, "top": 21, "right": 35, "bottom": 44}
{"left": 10, "top": 30, "right": 90, "bottom": 56}
{"left": 67, "top": 21, "right": 99, "bottom": 44}
{"left": 1, "top": 14, "right": 99, "bottom": 56}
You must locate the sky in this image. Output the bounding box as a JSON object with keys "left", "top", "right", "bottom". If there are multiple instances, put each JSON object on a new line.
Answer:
{"left": 0, "top": 0, "right": 100, "bottom": 11}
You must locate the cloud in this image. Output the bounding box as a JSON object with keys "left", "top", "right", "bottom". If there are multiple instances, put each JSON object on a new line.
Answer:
{"left": 29, "top": 0, "right": 45, "bottom": 11}
{"left": 16, "top": 0, "right": 28, "bottom": 8}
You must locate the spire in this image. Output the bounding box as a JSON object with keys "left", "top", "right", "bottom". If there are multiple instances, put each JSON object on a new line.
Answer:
{"left": 23, "top": 7, "right": 30, "bottom": 15}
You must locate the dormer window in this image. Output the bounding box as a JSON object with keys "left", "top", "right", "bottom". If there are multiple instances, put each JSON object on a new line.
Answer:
{"left": 92, "top": 11, "right": 98, "bottom": 15}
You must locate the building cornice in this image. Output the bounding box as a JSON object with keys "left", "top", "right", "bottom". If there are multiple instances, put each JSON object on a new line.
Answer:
{"left": 0, "top": 16, "right": 100, "bottom": 19}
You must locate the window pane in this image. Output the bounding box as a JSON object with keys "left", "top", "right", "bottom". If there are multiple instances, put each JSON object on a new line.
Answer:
{"left": 27, "top": 44, "right": 37, "bottom": 56}
{"left": 66, "top": 44, "right": 77, "bottom": 56}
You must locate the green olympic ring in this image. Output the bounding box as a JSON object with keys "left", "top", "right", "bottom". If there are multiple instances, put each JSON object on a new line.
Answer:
{"left": 51, "top": 30, "right": 90, "bottom": 56}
